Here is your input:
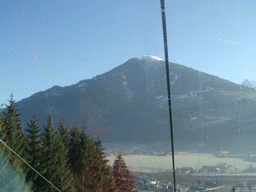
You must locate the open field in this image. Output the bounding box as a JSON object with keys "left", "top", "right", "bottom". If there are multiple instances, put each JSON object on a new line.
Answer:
{"left": 106, "top": 152, "right": 256, "bottom": 173}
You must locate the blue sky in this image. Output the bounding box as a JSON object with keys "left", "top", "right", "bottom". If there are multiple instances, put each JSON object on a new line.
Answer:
{"left": 1, "top": 0, "right": 256, "bottom": 105}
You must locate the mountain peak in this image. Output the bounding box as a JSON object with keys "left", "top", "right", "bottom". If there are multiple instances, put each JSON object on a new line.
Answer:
{"left": 241, "top": 78, "right": 256, "bottom": 89}
{"left": 139, "top": 55, "right": 163, "bottom": 61}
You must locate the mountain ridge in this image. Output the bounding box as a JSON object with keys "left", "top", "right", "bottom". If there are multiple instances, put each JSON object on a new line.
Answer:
{"left": 3, "top": 57, "right": 256, "bottom": 152}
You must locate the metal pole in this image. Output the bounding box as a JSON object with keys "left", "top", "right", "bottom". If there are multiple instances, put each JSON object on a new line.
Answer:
{"left": 160, "top": 1, "right": 176, "bottom": 192}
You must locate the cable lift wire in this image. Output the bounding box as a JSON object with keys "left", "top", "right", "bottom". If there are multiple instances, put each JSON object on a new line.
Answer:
{"left": 160, "top": 1, "right": 177, "bottom": 192}
{"left": 0, "top": 140, "right": 61, "bottom": 192}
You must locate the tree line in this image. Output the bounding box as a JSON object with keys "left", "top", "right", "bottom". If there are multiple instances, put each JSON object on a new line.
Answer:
{"left": 0, "top": 96, "right": 135, "bottom": 192}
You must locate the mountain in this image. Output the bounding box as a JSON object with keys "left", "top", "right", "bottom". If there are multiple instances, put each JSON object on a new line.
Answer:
{"left": 4, "top": 55, "right": 256, "bottom": 152}
{"left": 241, "top": 79, "right": 256, "bottom": 89}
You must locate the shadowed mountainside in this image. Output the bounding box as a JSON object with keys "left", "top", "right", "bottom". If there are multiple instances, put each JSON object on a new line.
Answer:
{"left": 4, "top": 56, "right": 256, "bottom": 152}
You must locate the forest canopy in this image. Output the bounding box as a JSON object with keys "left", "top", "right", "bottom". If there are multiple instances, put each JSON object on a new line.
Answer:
{"left": 0, "top": 97, "right": 135, "bottom": 192}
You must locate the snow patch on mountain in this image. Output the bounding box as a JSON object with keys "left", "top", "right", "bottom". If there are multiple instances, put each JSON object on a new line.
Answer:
{"left": 78, "top": 83, "right": 88, "bottom": 88}
{"left": 170, "top": 73, "right": 178, "bottom": 84}
{"left": 155, "top": 95, "right": 168, "bottom": 108}
{"left": 126, "top": 90, "right": 132, "bottom": 98}
{"left": 48, "top": 92, "right": 62, "bottom": 96}
{"left": 139, "top": 55, "right": 163, "bottom": 61}
{"left": 155, "top": 95, "right": 164, "bottom": 100}
{"left": 46, "top": 87, "right": 62, "bottom": 96}
{"left": 78, "top": 82, "right": 88, "bottom": 92}
{"left": 121, "top": 73, "right": 128, "bottom": 86}
{"left": 123, "top": 81, "right": 128, "bottom": 86}
{"left": 176, "top": 87, "right": 213, "bottom": 99}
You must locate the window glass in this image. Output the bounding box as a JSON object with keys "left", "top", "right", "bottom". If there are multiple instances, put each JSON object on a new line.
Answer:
{"left": 1, "top": 0, "right": 255, "bottom": 191}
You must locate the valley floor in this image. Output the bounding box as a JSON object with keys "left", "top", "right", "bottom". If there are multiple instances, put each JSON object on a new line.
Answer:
{"left": 106, "top": 152, "right": 256, "bottom": 174}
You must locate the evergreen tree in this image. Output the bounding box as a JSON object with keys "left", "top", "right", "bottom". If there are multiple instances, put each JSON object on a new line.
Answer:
{"left": 54, "top": 120, "right": 74, "bottom": 191}
{"left": 68, "top": 123, "right": 81, "bottom": 169}
{"left": 93, "top": 136, "right": 120, "bottom": 192}
{"left": 73, "top": 155, "right": 119, "bottom": 192}
{"left": 79, "top": 121, "right": 96, "bottom": 159}
{"left": 72, "top": 135, "right": 119, "bottom": 192}
{"left": 68, "top": 122, "right": 119, "bottom": 191}
{"left": 58, "top": 119, "right": 70, "bottom": 147}
{"left": 68, "top": 122, "right": 93, "bottom": 191}
{"left": 0, "top": 114, "right": 4, "bottom": 141}
{"left": 38, "top": 113, "right": 59, "bottom": 191}
{"left": 24, "top": 114, "right": 73, "bottom": 192}
{"left": 36, "top": 114, "right": 73, "bottom": 192}
{"left": 1, "top": 96, "right": 27, "bottom": 167}
{"left": 23, "top": 113, "right": 44, "bottom": 191}
{"left": 112, "top": 153, "right": 134, "bottom": 192}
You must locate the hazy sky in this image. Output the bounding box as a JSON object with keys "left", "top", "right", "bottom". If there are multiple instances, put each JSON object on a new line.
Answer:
{"left": 1, "top": 0, "right": 256, "bottom": 105}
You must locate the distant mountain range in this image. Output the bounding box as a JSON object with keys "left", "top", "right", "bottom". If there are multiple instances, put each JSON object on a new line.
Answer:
{"left": 241, "top": 79, "right": 256, "bottom": 89}
{"left": 3, "top": 56, "right": 256, "bottom": 152}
